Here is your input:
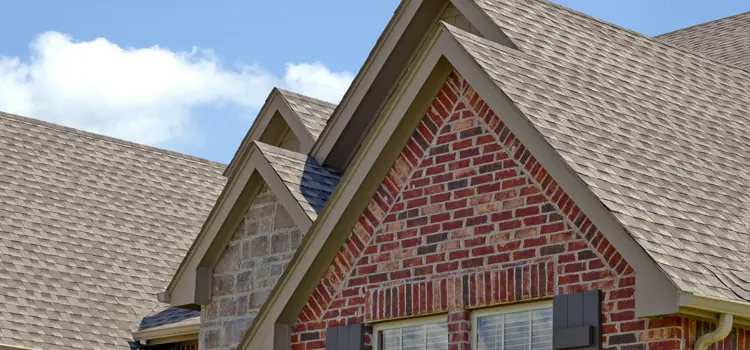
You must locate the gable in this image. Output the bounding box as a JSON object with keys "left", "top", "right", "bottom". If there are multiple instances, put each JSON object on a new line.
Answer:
{"left": 225, "top": 89, "right": 336, "bottom": 180}
{"left": 238, "top": 21, "right": 693, "bottom": 348}
{"left": 291, "top": 71, "right": 636, "bottom": 349}
{"left": 200, "top": 183, "right": 302, "bottom": 349}
{"left": 163, "top": 142, "right": 319, "bottom": 308}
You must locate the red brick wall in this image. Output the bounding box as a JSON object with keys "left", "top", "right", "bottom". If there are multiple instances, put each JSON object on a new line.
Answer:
{"left": 290, "top": 72, "right": 744, "bottom": 350}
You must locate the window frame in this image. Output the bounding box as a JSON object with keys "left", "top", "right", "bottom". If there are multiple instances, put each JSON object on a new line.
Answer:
{"left": 371, "top": 314, "right": 449, "bottom": 350}
{"left": 470, "top": 300, "right": 553, "bottom": 350}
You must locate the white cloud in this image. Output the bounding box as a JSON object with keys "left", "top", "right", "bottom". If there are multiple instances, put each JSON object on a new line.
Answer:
{"left": 0, "top": 32, "right": 353, "bottom": 145}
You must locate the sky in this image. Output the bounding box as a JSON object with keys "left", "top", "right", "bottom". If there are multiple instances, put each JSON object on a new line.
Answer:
{"left": 1, "top": 1, "right": 748, "bottom": 164}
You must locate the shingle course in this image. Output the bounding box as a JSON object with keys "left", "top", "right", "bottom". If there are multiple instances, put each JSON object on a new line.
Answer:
{"left": 449, "top": 0, "right": 750, "bottom": 301}
{"left": 0, "top": 112, "right": 225, "bottom": 348}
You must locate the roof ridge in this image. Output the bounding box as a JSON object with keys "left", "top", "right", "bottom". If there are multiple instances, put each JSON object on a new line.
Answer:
{"left": 534, "top": 0, "right": 750, "bottom": 79}
{"left": 0, "top": 111, "right": 226, "bottom": 170}
{"left": 276, "top": 88, "right": 338, "bottom": 108}
{"left": 655, "top": 10, "right": 750, "bottom": 38}
{"left": 442, "top": 22, "right": 550, "bottom": 69}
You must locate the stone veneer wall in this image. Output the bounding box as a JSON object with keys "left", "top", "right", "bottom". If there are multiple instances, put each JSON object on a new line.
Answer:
{"left": 200, "top": 184, "right": 302, "bottom": 349}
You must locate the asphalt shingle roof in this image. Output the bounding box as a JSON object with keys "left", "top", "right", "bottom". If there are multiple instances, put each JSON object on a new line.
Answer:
{"left": 0, "top": 112, "right": 226, "bottom": 349}
{"left": 277, "top": 89, "right": 337, "bottom": 139}
{"left": 452, "top": 0, "right": 750, "bottom": 302}
{"left": 656, "top": 11, "right": 750, "bottom": 71}
{"left": 255, "top": 142, "right": 341, "bottom": 220}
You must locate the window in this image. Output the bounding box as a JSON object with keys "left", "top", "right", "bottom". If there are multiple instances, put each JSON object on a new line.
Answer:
{"left": 373, "top": 315, "right": 449, "bottom": 350}
{"left": 471, "top": 302, "right": 553, "bottom": 350}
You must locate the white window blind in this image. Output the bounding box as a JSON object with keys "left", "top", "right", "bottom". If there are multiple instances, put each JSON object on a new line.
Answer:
{"left": 380, "top": 322, "right": 449, "bottom": 350}
{"left": 475, "top": 307, "right": 552, "bottom": 350}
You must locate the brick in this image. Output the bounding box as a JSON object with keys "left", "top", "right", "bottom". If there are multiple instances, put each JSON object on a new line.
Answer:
{"left": 461, "top": 257, "right": 484, "bottom": 268}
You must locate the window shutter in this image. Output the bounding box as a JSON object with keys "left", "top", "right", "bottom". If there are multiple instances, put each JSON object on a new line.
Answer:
{"left": 326, "top": 324, "right": 365, "bottom": 350}
{"left": 552, "top": 290, "right": 601, "bottom": 350}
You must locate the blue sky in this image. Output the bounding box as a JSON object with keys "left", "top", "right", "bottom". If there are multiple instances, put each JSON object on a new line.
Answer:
{"left": 1, "top": 1, "right": 748, "bottom": 163}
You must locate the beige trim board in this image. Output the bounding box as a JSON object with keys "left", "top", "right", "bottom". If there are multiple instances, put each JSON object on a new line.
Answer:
{"left": 237, "top": 24, "right": 697, "bottom": 349}
{"left": 225, "top": 89, "right": 317, "bottom": 179}
{"left": 163, "top": 141, "right": 313, "bottom": 307}
{"left": 132, "top": 319, "right": 200, "bottom": 345}
{"left": 312, "top": 0, "right": 449, "bottom": 169}
{"left": 0, "top": 344, "right": 39, "bottom": 350}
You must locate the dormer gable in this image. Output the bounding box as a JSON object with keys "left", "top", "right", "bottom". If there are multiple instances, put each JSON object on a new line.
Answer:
{"left": 224, "top": 88, "right": 336, "bottom": 180}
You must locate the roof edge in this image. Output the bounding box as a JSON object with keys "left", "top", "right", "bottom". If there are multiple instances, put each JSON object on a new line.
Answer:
{"left": 655, "top": 10, "right": 750, "bottom": 38}
{"left": 131, "top": 318, "right": 200, "bottom": 343}
{"left": 0, "top": 344, "right": 39, "bottom": 350}
{"left": 679, "top": 292, "right": 750, "bottom": 326}
{"left": 1, "top": 111, "right": 225, "bottom": 170}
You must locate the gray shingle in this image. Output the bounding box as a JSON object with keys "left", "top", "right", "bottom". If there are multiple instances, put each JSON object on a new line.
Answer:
{"left": 277, "top": 89, "right": 337, "bottom": 139}
{"left": 0, "top": 112, "right": 225, "bottom": 348}
{"left": 657, "top": 11, "right": 750, "bottom": 71}
{"left": 451, "top": 0, "right": 750, "bottom": 302}
{"left": 255, "top": 142, "right": 341, "bottom": 220}
{"left": 138, "top": 306, "right": 199, "bottom": 331}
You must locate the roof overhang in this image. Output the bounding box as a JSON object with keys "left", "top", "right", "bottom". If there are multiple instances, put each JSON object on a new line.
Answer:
{"left": 238, "top": 22, "right": 742, "bottom": 348}
{"left": 163, "top": 141, "right": 313, "bottom": 308}
{"left": 225, "top": 89, "right": 317, "bottom": 179}
{"left": 311, "top": 0, "right": 518, "bottom": 171}
{"left": 131, "top": 318, "right": 200, "bottom": 346}
{"left": 310, "top": 0, "right": 447, "bottom": 169}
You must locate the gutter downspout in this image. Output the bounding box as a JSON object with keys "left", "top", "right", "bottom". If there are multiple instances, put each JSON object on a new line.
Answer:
{"left": 694, "top": 313, "right": 733, "bottom": 350}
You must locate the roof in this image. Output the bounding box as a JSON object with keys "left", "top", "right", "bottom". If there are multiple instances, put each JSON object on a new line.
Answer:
{"left": 656, "top": 11, "right": 750, "bottom": 71}
{"left": 137, "top": 307, "right": 199, "bottom": 332}
{"left": 0, "top": 112, "right": 226, "bottom": 349}
{"left": 456, "top": 0, "right": 750, "bottom": 301}
{"left": 277, "top": 89, "right": 337, "bottom": 139}
{"left": 255, "top": 142, "right": 341, "bottom": 220}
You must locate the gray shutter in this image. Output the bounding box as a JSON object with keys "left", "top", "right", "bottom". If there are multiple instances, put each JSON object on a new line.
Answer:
{"left": 552, "top": 290, "right": 601, "bottom": 350}
{"left": 325, "top": 324, "right": 365, "bottom": 350}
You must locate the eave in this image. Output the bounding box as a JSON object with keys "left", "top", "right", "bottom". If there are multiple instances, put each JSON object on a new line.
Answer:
{"left": 131, "top": 318, "right": 200, "bottom": 346}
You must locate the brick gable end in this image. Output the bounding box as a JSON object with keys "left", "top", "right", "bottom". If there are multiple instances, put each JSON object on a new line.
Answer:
{"left": 290, "top": 72, "right": 737, "bottom": 350}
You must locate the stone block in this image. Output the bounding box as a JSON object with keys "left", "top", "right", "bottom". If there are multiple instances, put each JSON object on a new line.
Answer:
{"left": 237, "top": 295, "right": 249, "bottom": 316}
{"left": 249, "top": 203, "right": 274, "bottom": 219}
{"left": 271, "top": 231, "right": 290, "bottom": 254}
{"left": 249, "top": 289, "right": 271, "bottom": 309}
{"left": 202, "top": 301, "right": 218, "bottom": 321}
{"left": 258, "top": 217, "right": 273, "bottom": 233}
{"left": 244, "top": 220, "right": 258, "bottom": 238}
{"left": 274, "top": 205, "right": 296, "bottom": 229}
{"left": 201, "top": 328, "right": 220, "bottom": 349}
{"left": 215, "top": 242, "right": 240, "bottom": 274}
{"left": 213, "top": 275, "right": 235, "bottom": 296}
{"left": 236, "top": 270, "right": 253, "bottom": 293}
{"left": 219, "top": 297, "right": 238, "bottom": 318}
{"left": 249, "top": 236, "right": 269, "bottom": 257}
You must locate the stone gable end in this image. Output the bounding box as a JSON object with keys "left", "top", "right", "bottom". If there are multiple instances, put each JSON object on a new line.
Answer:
{"left": 290, "top": 72, "right": 749, "bottom": 350}
{"left": 200, "top": 184, "right": 302, "bottom": 349}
